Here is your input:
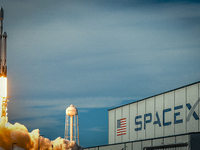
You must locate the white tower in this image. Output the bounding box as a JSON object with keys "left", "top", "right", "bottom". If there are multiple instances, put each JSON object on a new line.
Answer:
{"left": 65, "top": 104, "right": 79, "bottom": 145}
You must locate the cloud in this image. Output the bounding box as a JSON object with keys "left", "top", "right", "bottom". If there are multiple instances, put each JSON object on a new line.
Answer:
{"left": 88, "top": 126, "right": 107, "bottom": 132}
{"left": 1, "top": 0, "right": 200, "bottom": 147}
{"left": 8, "top": 96, "right": 133, "bottom": 120}
{"left": 5, "top": 0, "right": 200, "bottom": 110}
{"left": 0, "top": 118, "right": 82, "bottom": 150}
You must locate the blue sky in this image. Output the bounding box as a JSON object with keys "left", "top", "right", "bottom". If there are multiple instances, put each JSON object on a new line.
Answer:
{"left": 1, "top": 0, "right": 200, "bottom": 148}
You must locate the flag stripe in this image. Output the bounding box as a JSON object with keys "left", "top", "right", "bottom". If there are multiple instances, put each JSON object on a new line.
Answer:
{"left": 117, "top": 118, "right": 126, "bottom": 136}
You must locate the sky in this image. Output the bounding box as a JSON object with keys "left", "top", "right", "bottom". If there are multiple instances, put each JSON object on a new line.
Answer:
{"left": 1, "top": 0, "right": 200, "bottom": 148}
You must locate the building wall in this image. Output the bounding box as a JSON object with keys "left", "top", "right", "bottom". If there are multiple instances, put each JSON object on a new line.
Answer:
{"left": 109, "top": 82, "right": 200, "bottom": 144}
{"left": 84, "top": 133, "right": 192, "bottom": 150}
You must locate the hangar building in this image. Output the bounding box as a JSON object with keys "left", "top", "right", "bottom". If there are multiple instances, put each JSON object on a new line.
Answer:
{"left": 84, "top": 81, "right": 200, "bottom": 150}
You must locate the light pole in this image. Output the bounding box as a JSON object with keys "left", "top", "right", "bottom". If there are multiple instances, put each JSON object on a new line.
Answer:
{"left": 12, "top": 143, "right": 17, "bottom": 150}
{"left": 38, "top": 134, "right": 44, "bottom": 150}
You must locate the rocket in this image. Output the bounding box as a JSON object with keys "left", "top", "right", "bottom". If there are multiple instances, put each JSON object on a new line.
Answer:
{"left": 0, "top": 7, "right": 7, "bottom": 77}
{"left": 0, "top": 7, "right": 8, "bottom": 124}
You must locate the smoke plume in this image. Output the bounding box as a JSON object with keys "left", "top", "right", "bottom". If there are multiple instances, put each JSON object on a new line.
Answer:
{"left": 0, "top": 117, "right": 82, "bottom": 150}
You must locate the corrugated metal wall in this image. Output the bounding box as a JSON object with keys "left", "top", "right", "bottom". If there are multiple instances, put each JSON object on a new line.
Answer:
{"left": 109, "top": 82, "right": 200, "bottom": 144}
{"left": 84, "top": 134, "right": 190, "bottom": 150}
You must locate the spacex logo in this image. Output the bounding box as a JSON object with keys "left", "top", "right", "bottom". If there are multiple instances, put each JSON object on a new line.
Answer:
{"left": 116, "top": 98, "right": 200, "bottom": 134}
{"left": 114, "top": 98, "right": 200, "bottom": 133}
{"left": 133, "top": 98, "right": 200, "bottom": 131}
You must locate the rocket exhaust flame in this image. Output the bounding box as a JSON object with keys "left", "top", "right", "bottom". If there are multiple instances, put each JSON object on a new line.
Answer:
{"left": 0, "top": 77, "right": 8, "bottom": 124}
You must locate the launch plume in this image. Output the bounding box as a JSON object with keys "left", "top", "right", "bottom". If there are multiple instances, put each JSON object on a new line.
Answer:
{"left": 0, "top": 77, "right": 82, "bottom": 150}
{"left": 0, "top": 7, "right": 82, "bottom": 150}
{"left": 0, "top": 117, "right": 82, "bottom": 150}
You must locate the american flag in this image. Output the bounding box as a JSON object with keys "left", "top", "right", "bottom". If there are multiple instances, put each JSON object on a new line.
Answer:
{"left": 117, "top": 118, "right": 126, "bottom": 136}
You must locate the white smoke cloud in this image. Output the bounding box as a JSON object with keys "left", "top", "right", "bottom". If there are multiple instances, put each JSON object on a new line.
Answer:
{"left": 0, "top": 118, "right": 83, "bottom": 150}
